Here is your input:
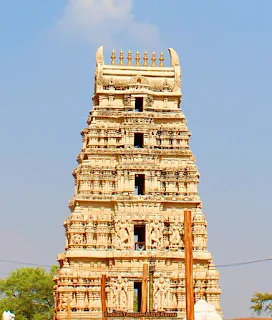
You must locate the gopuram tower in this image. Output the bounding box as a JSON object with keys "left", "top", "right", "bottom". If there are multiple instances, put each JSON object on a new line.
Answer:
{"left": 54, "top": 47, "right": 221, "bottom": 319}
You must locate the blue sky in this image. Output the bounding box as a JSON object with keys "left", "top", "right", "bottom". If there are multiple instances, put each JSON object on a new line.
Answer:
{"left": 1, "top": 1, "right": 272, "bottom": 318}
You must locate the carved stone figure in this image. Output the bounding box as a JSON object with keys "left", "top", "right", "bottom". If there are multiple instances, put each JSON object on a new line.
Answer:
{"left": 150, "top": 217, "right": 163, "bottom": 248}
{"left": 154, "top": 275, "right": 171, "bottom": 311}
{"left": 111, "top": 276, "right": 128, "bottom": 310}
{"left": 169, "top": 219, "right": 183, "bottom": 249}
{"left": 58, "top": 294, "right": 68, "bottom": 311}
{"left": 170, "top": 225, "right": 181, "bottom": 244}
{"left": 115, "top": 217, "right": 130, "bottom": 248}
{"left": 124, "top": 95, "right": 131, "bottom": 106}
{"left": 146, "top": 95, "right": 154, "bottom": 107}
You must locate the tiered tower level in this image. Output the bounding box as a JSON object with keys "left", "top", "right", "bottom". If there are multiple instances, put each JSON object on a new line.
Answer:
{"left": 54, "top": 47, "right": 221, "bottom": 319}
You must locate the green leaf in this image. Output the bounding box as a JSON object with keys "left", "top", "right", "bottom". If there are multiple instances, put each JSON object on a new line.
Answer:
{"left": 250, "top": 292, "right": 272, "bottom": 315}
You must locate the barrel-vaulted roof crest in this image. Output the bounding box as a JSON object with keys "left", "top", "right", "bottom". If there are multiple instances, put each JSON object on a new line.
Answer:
{"left": 95, "top": 46, "right": 181, "bottom": 94}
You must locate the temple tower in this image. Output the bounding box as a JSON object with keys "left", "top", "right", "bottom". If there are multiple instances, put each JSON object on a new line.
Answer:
{"left": 54, "top": 47, "right": 221, "bottom": 319}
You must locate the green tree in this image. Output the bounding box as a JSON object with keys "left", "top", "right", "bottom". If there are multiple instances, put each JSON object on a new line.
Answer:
{"left": 0, "top": 266, "right": 58, "bottom": 320}
{"left": 251, "top": 292, "right": 272, "bottom": 315}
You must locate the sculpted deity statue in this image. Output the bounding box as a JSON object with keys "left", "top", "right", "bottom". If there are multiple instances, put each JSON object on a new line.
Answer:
{"left": 58, "top": 294, "right": 68, "bottom": 311}
{"left": 115, "top": 217, "right": 130, "bottom": 248}
{"left": 146, "top": 95, "right": 154, "bottom": 107}
{"left": 124, "top": 94, "right": 131, "bottom": 107}
{"left": 2, "top": 311, "right": 15, "bottom": 320}
{"left": 169, "top": 220, "right": 183, "bottom": 249}
{"left": 154, "top": 275, "right": 171, "bottom": 310}
{"left": 150, "top": 217, "right": 163, "bottom": 248}
{"left": 111, "top": 275, "right": 128, "bottom": 310}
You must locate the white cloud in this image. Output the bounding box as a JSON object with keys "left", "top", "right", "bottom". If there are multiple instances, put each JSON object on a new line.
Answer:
{"left": 57, "top": 0, "right": 160, "bottom": 47}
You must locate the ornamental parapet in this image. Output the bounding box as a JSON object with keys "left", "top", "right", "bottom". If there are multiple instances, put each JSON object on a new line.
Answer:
{"left": 82, "top": 148, "right": 193, "bottom": 156}
{"left": 63, "top": 249, "right": 212, "bottom": 261}
{"left": 88, "top": 111, "right": 185, "bottom": 121}
{"left": 70, "top": 193, "right": 200, "bottom": 202}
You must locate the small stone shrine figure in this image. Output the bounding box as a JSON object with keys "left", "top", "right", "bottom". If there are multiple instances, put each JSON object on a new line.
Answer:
{"left": 169, "top": 219, "right": 183, "bottom": 249}
{"left": 150, "top": 217, "right": 163, "bottom": 248}
{"left": 154, "top": 275, "right": 168, "bottom": 311}
{"left": 111, "top": 275, "right": 128, "bottom": 310}
{"left": 115, "top": 218, "right": 130, "bottom": 248}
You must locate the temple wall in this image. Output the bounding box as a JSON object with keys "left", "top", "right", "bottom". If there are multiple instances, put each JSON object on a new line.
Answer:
{"left": 54, "top": 47, "right": 221, "bottom": 320}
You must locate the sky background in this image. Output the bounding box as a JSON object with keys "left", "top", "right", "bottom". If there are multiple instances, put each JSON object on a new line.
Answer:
{"left": 1, "top": 0, "right": 272, "bottom": 318}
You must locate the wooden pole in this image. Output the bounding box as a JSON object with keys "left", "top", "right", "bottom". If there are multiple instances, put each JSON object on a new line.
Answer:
{"left": 184, "top": 210, "right": 194, "bottom": 320}
{"left": 67, "top": 298, "right": 71, "bottom": 320}
{"left": 141, "top": 263, "right": 148, "bottom": 312}
{"left": 149, "top": 271, "right": 154, "bottom": 311}
{"left": 101, "top": 274, "right": 107, "bottom": 320}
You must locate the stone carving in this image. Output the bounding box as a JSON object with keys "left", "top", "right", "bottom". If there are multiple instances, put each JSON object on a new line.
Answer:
{"left": 58, "top": 293, "right": 68, "bottom": 311}
{"left": 129, "top": 75, "right": 149, "bottom": 85}
{"left": 54, "top": 46, "right": 221, "bottom": 319}
{"left": 169, "top": 218, "right": 183, "bottom": 249}
{"left": 150, "top": 216, "right": 163, "bottom": 249}
{"left": 146, "top": 95, "right": 154, "bottom": 107}
{"left": 110, "top": 276, "right": 128, "bottom": 311}
{"left": 115, "top": 217, "right": 130, "bottom": 249}
{"left": 124, "top": 94, "right": 131, "bottom": 106}
{"left": 72, "top": 233, "right": 83, "bottom": 244}
{"left": 154, "top": 275, "right": 171, "bottom": 311}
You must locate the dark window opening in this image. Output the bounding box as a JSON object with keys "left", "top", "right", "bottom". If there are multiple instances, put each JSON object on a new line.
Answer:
{"left": 134, "top": 225, "right": 145, "bottom": 251}
{"left": 135, "top": 97, "right": 143, "bottom": 112}
{"left": 134, "top": 133, "right": 144, "bottom": 148}
{"left": 133, "top": 282, "right": 142, "bottom": 312}
{"left": 135, "top": 174, "right": 145, "bottom": 195}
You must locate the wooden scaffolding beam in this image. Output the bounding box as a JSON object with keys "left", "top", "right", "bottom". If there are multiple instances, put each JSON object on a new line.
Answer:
{"left": 141, "top": 263, "right": 148, "bottom": 312}
{"left": 184, "top": 210, "right": 195, "bottom": 320}
{"left": 101, "top": 274, "right": 107, "bottom": 320}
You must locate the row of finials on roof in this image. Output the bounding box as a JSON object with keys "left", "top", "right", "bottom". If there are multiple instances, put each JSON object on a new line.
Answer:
{"left": 110, "top": 50, "right": 165, "bottom": 67}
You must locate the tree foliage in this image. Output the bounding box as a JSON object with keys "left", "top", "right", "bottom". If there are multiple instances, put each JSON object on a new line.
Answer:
{"left": 251, "top": 292, "right": 272, "bottom": 315}
{"left": 0, "top": 266, "right": 58, "bottom": 320}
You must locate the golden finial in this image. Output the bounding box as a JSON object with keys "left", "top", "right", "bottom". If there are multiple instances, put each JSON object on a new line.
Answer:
{"left": 119, "top": 50, "right": 124, "bottom": 65}
{"left": 135, "top": 51, "right": 140, "bottom": 66}
{"left": 111, "top": 49, "right": 116, "bottom": 65}
{"left": 159, "top": 52, "right": 164, "bottom": 67}
{"left": 151, "top": 51, "right": 156, "bottom": 67}
{"left": 143, "top": 51, "right": 148, "bottom": 66}
{"left": 127, "top": 50, "right": 132, "bottom": 65}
